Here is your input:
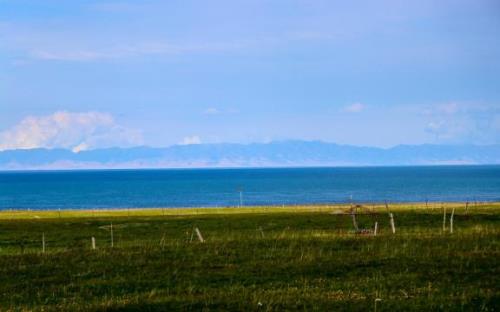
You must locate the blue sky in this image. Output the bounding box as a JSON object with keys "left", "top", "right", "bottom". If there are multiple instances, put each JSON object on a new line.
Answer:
{"left": 1, "top": 0, "right": 499, "bottom": 151}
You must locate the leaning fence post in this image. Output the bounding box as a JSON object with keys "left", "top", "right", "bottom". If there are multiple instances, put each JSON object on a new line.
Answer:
{"left": 374, "top": 222, "right": 378, "bottom": 236}
{"left": 91, "top": 237, "right": 96, "bottom": 250}
{"left": 450, "top": 208, "right": 455, "bottom": 234}
{"left": 194, "top": 227, "right": 205, "bottom": 243}
{"left": 389, "top": 213, "right": 396, "bottom": 234}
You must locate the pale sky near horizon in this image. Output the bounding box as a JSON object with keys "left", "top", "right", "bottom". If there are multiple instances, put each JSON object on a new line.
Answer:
{"left": 1, "top": 0, "right": 499, "bottom": 151}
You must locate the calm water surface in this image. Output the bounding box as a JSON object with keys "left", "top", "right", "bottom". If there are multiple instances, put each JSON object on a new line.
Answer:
{"left": 0, "top": 166, "right": 499, "bottom": 209}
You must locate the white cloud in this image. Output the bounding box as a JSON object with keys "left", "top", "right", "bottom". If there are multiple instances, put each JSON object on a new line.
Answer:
{"left": 203, "top": 107, "right": 240, "bottom": 115}
{"left": 204, "top": 108, "right": 220, "bottom": 115}
{"left": 342, "top": 103, "right": 365, "bottom": 113}
{"left": 180, "top": 136, "right": 202, "bottom": 145}
{"left": 436, "top": 102, "right": 459, "bottom": 114}
{"left": 0, "top": 111, "right": 143, "bottom": 152}
{"left": 31, "top": 50, "right": 108, "bottom": 62}
{"left": 27, "top": 41, "right": 249, "bottom": 62}
{"left": 0, "top": 20, "right": 252, "bottom": 62}
{"left": 423, "top": 102, "right": 500, "bottom": 144}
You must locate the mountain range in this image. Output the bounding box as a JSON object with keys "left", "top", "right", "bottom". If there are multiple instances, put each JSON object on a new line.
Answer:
{"left": 0, "top": 141, "right": 499, "bottom": 170}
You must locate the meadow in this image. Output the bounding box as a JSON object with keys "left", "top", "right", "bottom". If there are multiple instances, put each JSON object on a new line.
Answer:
{"left": 0, "top": 203, "right": 499, "bottom": 311}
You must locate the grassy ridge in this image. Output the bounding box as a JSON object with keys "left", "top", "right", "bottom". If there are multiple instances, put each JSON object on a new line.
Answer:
{"left": 0, "top": 203, "right": 499, "bottom": 311}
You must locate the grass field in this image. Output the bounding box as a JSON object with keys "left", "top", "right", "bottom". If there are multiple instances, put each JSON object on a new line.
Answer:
{"left": 0, "top": 203, "right": 499, "bottom": 311}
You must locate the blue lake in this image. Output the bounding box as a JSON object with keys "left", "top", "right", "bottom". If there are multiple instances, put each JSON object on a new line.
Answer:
{"left": 0, "top": 166, "right": 499, "bottom": 209}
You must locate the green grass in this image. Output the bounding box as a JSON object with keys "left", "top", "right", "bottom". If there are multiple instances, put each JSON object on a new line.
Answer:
{"left": 0, "top": 203, "right": 499, "bottom": 311}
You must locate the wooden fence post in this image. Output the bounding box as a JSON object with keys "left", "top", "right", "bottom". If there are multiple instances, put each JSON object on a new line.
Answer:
{"left": 110, "top": 222, "right": 114, "bottom": 248}
{"left": 442, "top": 205, "right": 447, "bottom": 232}
{"left": 351, "top": 212, "right": 359, "bottom": 231}
{"left": 374, "top": 222, "right": 378, "bottom": 236}
{"left": 350, "top": 202, "right": 359, "bottom": 231}
{"left": 91, "top": 237, "right": 96, "bottom": 250}
{"left": 450, "top": 208, "right": 455, "bottom": 234}
{"left": 195, "top": 227, "right": 205, "bottom": 243}
{"left": 389, "top": 213, "right": 396, "bottom": 234}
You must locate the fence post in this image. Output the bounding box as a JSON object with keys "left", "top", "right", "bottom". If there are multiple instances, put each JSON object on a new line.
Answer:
{"left": 110, "top": 222, "right": 114, "bottom": 248}
{"left": 91, "top": 237, "right": 96, "bottom": 250}
{"left": 450, "top": 208, "right": 455, "bottom": 234}
{"left": 389, "top": 213, "right": 396, "bottom": 234}
{"left": 351, "top": 212, "right": 359, "bottom": 231}
{"left": 350, "top": 202, "right": 359, "bottom": 231}
{"left": 195, "top": 227, "right": 205, "bottom": 243}
{"left": 442, "top": 205, "right": 447, "bottom": 232}
{"left": 374, "top": 222, "right": 378, "bottom": 236}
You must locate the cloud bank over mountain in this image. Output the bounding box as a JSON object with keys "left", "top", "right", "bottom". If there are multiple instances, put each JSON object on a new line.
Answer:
{"left": 0, "top": 111, "right": 143, "bottom": 152}
{"left": 0, "top": 141, "right": 498, "bottom": 170}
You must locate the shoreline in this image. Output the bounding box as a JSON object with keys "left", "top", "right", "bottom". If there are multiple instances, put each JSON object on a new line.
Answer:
{"left": 1, "top": 202, "right": 499, "bottom": 220}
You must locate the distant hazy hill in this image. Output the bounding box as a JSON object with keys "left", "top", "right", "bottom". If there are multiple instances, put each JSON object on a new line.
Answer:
{"left": 0, "top": 141, "right": 499, "bottom": 170}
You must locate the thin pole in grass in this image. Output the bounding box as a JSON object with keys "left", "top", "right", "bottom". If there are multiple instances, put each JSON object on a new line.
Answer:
{"left": 189, "top": 230, "right": 195, "bottom": 243}
{"left": 194, "top": 227, "right": 205, "bottom": 243}
{"left": 350, "top": 196, "right": 358, "bottom": 231}
{"left": 258, "top": 227, "right": 265, "bottom": 238}
{"left": 450, "top": 207, "right": 455, "bottom": 234}
{"left": 373, "top": 222, "right": 378, "bottom": 236}
{"left": 110, "top": 222, "right": 114, "bottom": 248}
{"left": 442, "top": 204, "right": 447, "bottom": 232}
{"left": 42, "top": 232, "right": 45, "bottom": 253}
{"left": 386, "top": 201, "right": 396, "bottom": 234}
{"left": 374, "top": 298, "right": 382, "bottom": 312}
{"left": 91, "top": 237, "right": 96, "bottom": 250}
{"left": 389, "top": 213, "right": 396, "bottom": 234}
{"left": 160, "top": 233, "right": 166, "bottom": 249}
{"left": 351, "top": 209, "right": 359, "bottom": 232}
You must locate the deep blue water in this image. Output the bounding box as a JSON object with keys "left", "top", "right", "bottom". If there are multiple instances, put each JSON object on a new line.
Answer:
{"left": 0, "top": 166, "right": 499, "bottom": 210}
